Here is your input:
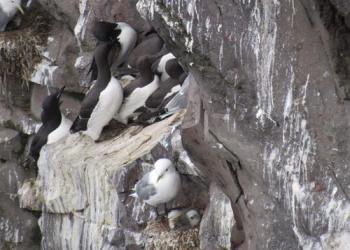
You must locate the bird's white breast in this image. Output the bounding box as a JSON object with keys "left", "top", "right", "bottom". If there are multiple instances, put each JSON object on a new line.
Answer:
{"left": 146, "top": 170, "right": 181, "bottom": 206}
{"left": 115, "top": 22, "right": 137, "bottom": 66}
{"left": 116, "top": 75, "right": 160, "bottom": 124}
{"left": 47, "top": 115, "right": 72, "bottom": 144}
{"left": 85, "top": 77, "right": 123, "bottom": 140}
{"left": 0, "top": 0, "right": 21, "bottom": 14}
{"left": 158, "top": 53, "right": 176, "bottom": 82}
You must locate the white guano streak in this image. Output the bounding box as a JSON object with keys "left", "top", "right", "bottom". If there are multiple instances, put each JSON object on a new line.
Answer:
{"left": 74, "top": 0, "right": 90, "bottom": 51}
{"left": 249, "top": 1, "right": 279, "bottom": 125}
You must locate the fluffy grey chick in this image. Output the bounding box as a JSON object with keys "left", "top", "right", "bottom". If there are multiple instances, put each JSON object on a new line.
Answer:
{"left": 168, "top": 209, "right": 201, "bottom": 230}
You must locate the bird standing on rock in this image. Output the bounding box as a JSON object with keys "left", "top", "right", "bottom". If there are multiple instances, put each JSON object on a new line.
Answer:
{"left": 29, "top": 86, "right": 71, "bottom": 161}
{"left": 0, "top": 0, "right": 24, "bottom": 32}
{"left": 130, "top": 158, "right": 181, "bottom": 214}
{"left": 70, "top": 40, "right": 123, "bottom": 141}
{"left": 115, "top": 55, "right": 160, "bottom": 124}
{"left": 127, "top": 32, "right": 164, "bottom": 69}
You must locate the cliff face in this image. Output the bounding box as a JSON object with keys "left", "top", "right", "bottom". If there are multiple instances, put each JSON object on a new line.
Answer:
{"left": 0, "top": 0, "right": 349, "bottom": 249}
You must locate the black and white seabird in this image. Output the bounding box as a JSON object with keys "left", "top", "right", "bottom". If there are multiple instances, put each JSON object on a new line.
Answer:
{"left": 144, "top": 56, "right": 187, "bottom": 110}
{"left": 29, "top": 86, "right": 71, "bottom": 161}
{"left": 130, "top": 158, "right": 181, "bottom": 209}
{"left": 71, "top": 40, "right": 123, "bottom": 141}
{"left": 127, "top": 32, "right": 164, "bottom": 69}
{"left": 152, "top": 53, "right": 176, "bottom": 82}
{"left": 115, "top": 55, "right": 160, "bottom": 124}
{"left": 0, "top": 0, "right": 24, "bottom": 32}
{"left": 89, "top": 20, "right": 137, "bottom": 81}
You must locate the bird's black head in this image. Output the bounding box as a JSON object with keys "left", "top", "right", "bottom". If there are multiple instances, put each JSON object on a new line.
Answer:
{"left": 166, "top": 59, "right": 185, "bottom": 80}
{"left": 92, "top": 20, "right": 121, "bottom": 42}
{"left": 41, "top": 86, "right": 65, "bottom": 123}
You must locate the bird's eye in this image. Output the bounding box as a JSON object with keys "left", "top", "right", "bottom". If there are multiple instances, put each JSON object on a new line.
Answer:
{"left": 166, "top": 168, "right": 168, "bottom": 171}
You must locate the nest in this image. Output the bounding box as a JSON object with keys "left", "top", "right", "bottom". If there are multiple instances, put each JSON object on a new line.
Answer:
{"left": 0, "top": 9, "right": 51, "bottom": 89}
{"left": 144, "top": 220, "right": 200, "bottom": 250}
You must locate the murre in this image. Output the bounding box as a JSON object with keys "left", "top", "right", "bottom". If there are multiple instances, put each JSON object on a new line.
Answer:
{"left": 89, "top": 20, "right": 137, "bottom": 81}
{"left": 127, "top": 32, "right": 164, "bottom": 69}
{"left": 71, "top": 40, "right": 124, "bottom": 141}
{"left": 29, "top": 86, "right": 71, "bottom": 161}
{"left": 115, "top": 55, "right": 160, "bottom": 124}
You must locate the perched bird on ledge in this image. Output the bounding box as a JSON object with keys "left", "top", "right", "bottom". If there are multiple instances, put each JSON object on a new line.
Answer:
{"left": 130, "top": 158, "right": 181, "bottom": 215}
{"left": 29, "top": 86, "right": 71, "bottom": 162}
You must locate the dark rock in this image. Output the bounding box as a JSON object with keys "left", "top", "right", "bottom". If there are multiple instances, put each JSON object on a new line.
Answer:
{"left": 0, "top": 128, "right": 22, "bottom": 161}
{"left": 199, "top": 183, "right": 235, "bottom": 250}
{"left": 0, "top": 162, "right": 40, "bottom": 250}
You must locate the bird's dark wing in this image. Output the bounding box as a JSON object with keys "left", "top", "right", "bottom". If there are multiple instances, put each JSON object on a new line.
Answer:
{"left": 128, "top": 34, "right": 164, "bottom": 69}
{"left": 122, "top": 77, "right": 142, "bottom": 98}
{"left": 165, "top": 59, "right": 185, "bottom": 80}
{"left": 29, "top": 127, "right": 48, "bottom": 161}
{"left": 145, "top": 78, "right": 179, "bottom": 109}
{"left": 70, "top": 87, "right": 101, "bottom": 133}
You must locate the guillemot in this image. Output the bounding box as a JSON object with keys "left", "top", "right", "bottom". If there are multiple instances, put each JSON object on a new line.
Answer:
{"left": 29, "top": 86, "right": 71, "bottom": 161}
{"left": 115, "top": 55, "right": 160, "bottom": 124}
{"left": 0, "top": 0, "right": 24, "bottom": 32}
{"left": 89, "top": 20, "right": 137, "bottom": 81}
{"left": 127, "top": 32, "right": 164, "bottom": 69}
{"left": 71, "top": 40, "right": 124, "bottom": 141}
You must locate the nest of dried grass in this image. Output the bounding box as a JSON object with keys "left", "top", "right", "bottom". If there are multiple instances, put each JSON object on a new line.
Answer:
{"left": 0, "top": 9, "right": 51, "bottom": 89}
{"left": 144, "top": 220, "right": 200, "bottom": 250}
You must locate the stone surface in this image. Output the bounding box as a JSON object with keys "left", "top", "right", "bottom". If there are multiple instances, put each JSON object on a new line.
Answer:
{"left": 199, "top": 183, "right": 235, "bottom": 250}
{"left": 0, "top": 98, "right": 41, "bottom": 135}
{"left": 0, "top": 162, "right": 41, "bottom": 250}
{"left": 0, "top": 128, "right": 22, "bottom": 161}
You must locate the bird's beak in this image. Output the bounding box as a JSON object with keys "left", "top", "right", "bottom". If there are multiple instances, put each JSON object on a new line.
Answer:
{"left": 157, "top": 173, "right": 164, "bottom": 182}
{"left": 16, "top": 4, "right": 25, "bottom": 15}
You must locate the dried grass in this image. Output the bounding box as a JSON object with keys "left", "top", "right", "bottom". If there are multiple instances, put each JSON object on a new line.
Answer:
{"left": 0, "top": 9, "right": 51, "bottom": 89}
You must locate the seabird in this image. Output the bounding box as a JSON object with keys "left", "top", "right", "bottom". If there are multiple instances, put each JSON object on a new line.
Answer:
{"left": 115, "top": 55, "right": 160, "bottom": 124}
{"left": 146, "top": 57, "right": 187, "bottom": 109}
{"left": 89, "top": 20, "right": 137, "bottom": 81}
{"left": 130, "top": 158, "right": 181, "bottom": 212}
{"left": 0, "top": 0, "right": 24, "bottom": 32}
{"left": 168, "top": 209, "right": 201, "bottom": 230}
{"left": 152, "top": 53, "right": 176, "bottom": 82}
{"left": 29, "top": 86, "right": 71, "bottom": 161}
{"left": 127, "top": 32, "right": 164, "bottom": 69}
{"left": 132, "top": 57, "right": 187, "bottom": 123}
{"left": 70, "top": 40, "right": 123, "bottom": 141}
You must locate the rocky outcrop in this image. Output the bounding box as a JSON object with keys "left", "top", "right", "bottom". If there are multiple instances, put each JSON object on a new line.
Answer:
{"left": 18, "top": 112, "right": 234, "bottom": 249}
